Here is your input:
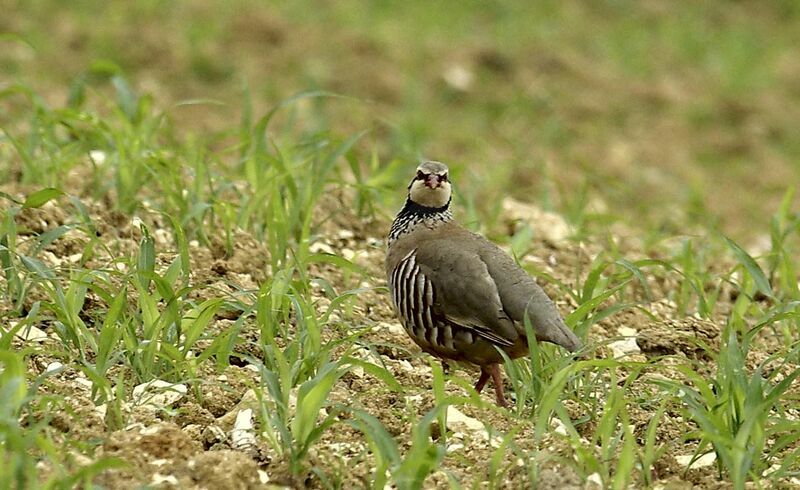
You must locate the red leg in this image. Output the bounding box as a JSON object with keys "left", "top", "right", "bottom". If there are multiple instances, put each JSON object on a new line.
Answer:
{"left": 474, "top": 367, "right": 490, "bottom": 393}
{"left": 490, "top": 364, "right": 508, "bottom": 407}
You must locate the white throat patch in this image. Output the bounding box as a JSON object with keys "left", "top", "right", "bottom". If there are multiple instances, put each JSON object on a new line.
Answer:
{"left": 408, "top": 180, "right": 452, "bottom": 208}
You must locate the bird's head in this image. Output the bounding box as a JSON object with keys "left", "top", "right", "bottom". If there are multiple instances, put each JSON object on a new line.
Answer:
{"left": 408, "top": 161, "right": 451, "bottom": 208}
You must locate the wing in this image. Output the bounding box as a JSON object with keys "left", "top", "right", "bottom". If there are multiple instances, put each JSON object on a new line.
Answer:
{"left": 412, "top": 241, "right": 520, "bottom": 348}
{"left": 477, "top": 240, "right": 583, "bottom": 352}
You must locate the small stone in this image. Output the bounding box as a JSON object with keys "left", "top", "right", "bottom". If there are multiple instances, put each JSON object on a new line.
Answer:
{"left": 140, "top": 425, "right": 162, "bottom": 436}
{"left": 42, "top": 251, "right": 62, "bottom": 267}
{"left": 378, "top": 321, "right": 405, "bottom": 337}
{"left": 446, "top": 443, "right": 464, "bottom": 454}
{"left": 74, "top": 377, "right": 94, "bottom": 390}
{"left": 609, "top": 337, "right": 640, "bottom": 359}
{"left": 154, "top": 228, "right": 171, "bottom": 244}
{"left": 95, "top": 404, "right": 107, "bottom": 419}
{"left": 446, "top": 406, "right": 483, "bottom": 433}
{"left": 230, "top": 408, "right": 257, "bottom": 451}
{"left": 132, "top": 380, "right": 187, "bottom": 409}
{"left": 71, "top": 452, "right": 93, "bottom": 467}
{"left": 337, "top": 229, "right": 355, "bottom": 240}
{"left": 550, "top": 417, "right": 569, "bottom": 436}
{"left": 8, "top": 324, "right": 48, "bottom": 342}
{"left": 405, "top": 394, "right": 424, "bottom": 404}
{"left": 89, "top": 150, "right": 107, "bottom": 165}
{"left": 395, "top": 359, "right": 414, "bottom": 372}
{"left": 44, "top": 361, "right": 64, "bottom": 374}
{"left": 443, "top": 64, "right": 474, "bottom": 91}
{"left": 502, "top": 198, "right": 573, "bottom": 245}
{"left": 676, "top": 452, "right": 716, "bottom": 469}
{"left": 218, "top": 389, "right": 260, "bottom": 428}
{"left": 151, "top": 473, "right": 178, "bottom": 486}
{"left": 586, "top": 472, "right": 603, "bottom": 488}
{"left": 309, "top": 242, "right": 334, "bottom": 255}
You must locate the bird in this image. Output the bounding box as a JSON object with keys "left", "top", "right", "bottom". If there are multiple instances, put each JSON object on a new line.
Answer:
{"left": 385, "top": 161, "right": 583, "bottom": 407}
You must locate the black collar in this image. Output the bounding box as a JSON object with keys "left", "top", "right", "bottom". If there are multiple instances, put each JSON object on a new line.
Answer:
{"left": 401, "top": 197, "right": 451, "bottom": 216}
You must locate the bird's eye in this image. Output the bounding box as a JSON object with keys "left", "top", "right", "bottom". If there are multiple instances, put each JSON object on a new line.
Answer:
{"left": 440, "top": 174, "right": 448, "bottom": 182}
{"left": 416, "top": 170, "right": 426, "bottom": 180}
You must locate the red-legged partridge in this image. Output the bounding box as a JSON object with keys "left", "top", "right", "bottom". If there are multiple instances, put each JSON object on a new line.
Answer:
{"left": 386, "top": 161, "right": 583, "bottom": 407}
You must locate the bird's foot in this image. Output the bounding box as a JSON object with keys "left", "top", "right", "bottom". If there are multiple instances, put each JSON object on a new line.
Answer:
{"left": 474, "top": 364, "right": 508, "bottom": 408}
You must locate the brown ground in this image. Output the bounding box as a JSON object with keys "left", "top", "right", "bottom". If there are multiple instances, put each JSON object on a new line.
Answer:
{"left": 2, "top": 2, "right": 799, "bottom": 242}
{"left": 6, "top": 184, "right": 797, "bottom": 488}
{"left": 3, "top": 2, "right": 800, "bottom": 487}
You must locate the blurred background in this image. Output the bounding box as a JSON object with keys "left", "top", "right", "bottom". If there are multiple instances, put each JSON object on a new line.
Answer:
{"left": 3, "top": 0, "right": 799, "bottom": 241}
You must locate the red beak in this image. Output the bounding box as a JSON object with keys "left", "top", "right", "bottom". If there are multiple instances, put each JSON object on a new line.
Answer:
{"left": 425, "top": 174, "right": 442, "bottom": 188}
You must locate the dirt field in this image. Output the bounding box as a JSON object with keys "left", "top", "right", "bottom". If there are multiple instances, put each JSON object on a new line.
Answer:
{"left": 2, "top": 1, "right": 800, "bottom": 488}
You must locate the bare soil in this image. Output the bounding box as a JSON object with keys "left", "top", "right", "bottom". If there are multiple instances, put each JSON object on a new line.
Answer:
{"left": 6, "top": 185, "right": 796, "bottom": 488}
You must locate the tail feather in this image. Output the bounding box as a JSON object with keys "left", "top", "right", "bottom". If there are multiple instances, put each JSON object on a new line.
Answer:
{"left": 535, "top": 317, "right": 583, "bottom": 352}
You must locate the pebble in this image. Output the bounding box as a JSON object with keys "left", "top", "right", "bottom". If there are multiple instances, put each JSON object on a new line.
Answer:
{"left": 446, "top": 442, "right": 464, "bottom": 454}
{"left": 442, "top": 64, "right": 474, "bottom": 91}
{"left": 336, "top": 229, "right": 355, "bottom": 240}
{"left": 74, "top": 377, "right": 94, "bottom": 390}
{"left": 502, "top": 198, "right": 574, "bottom": 245}
{"left": 675, "top": 452, "right": 716, "bottom": 469}
{"left": 394, "top": 359, "right": 414, "bottom": 373}
{"left": 132, "top": 380, "right": 187, "bottom": 409}
{"left": 89, "top": 150, "right": 107, "bottom": 165}
{"left": 230, "top": 408, "right": 257, "bottom": 451}
{"left": 309, "top": 242, "right": 334, "bottom": 255}
{"left": 608, "top": 337, "right": 641, "bottom": 359}
{"left": 586, "top": 472, "right": 603, "bottom": 488}
{"left": 154, "top": 228, "right": 171, "bottom": 244}
{"left": 7, "top": 323, "right": 48, "bottom": 342}
{"left": 446, "top": 406, "right": 483, "bottom": 433}
{"left": 151, "top": 473, "right": 178, "bottom": 486}
{"left": 44, "top": 361, "right": 64, "bottom": 374}
{"left": 95, "top": 404, "right": 108, "bottom": 419}
{"left": 550, "top": 417, "right": 569, "bottom": 436}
